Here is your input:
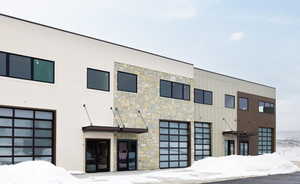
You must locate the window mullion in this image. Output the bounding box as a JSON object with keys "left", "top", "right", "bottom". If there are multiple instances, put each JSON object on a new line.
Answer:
{"left": 6, "top": 53, "right": 9, "bottom": 76}
{"left": 31, "top": 58, "right": 34, "bottom": 80}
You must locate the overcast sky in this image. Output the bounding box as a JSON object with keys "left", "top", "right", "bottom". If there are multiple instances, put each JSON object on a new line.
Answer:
{"left": 1, "top": 0, "right": 299, "bottom": 131}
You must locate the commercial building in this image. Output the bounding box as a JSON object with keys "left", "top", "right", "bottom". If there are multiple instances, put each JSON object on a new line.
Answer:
{"left": 0, "top": 14, "right": 276, "bottom": 173}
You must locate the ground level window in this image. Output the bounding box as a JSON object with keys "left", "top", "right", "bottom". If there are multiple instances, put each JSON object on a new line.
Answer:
{"left": 0, "top": 107, "right": 54, "bottom": 165}
{"left": 239, "top": 142, "right": 249, "bottom": 155}
{"left": 194, "top": 122, "right": 211, "bottom": 161}
{"left": 159, "top": 120, "right": 189, "bottom": 168}
{"left": 258, "top": 128, "right": 273, "bottom": 154}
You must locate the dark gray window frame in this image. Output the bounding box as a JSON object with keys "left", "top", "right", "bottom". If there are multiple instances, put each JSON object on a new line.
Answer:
{"left": 117, "top": 71, "right": 138, "bottom": 93}
{"left": 87, "top": 68, "right": 110, "bottom": 92}
{"left": 225, "top": 94, "right": 235, "bottom": 109}
{"left": 160, "top": 79, "right": 190, "bottom": 101}
{"left": 159, "top": 120, "right": 190, "bottom": 169}
{"left": 0, "top": 51, "right": 55, "bottom": 84}
{"left": 0, "top": 106, "right": 55, "bottom": 165}
{"left": 194, "top": 122, "right": 211, "bottom": 161}
{"left": 194, "top": 89, "right": 213, "bottom": 105}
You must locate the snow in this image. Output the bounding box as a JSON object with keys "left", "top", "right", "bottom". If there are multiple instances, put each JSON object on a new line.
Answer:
{"left": 0, "top": 161, "right": 81, "bottom": 184}
{"left": 0, "top": 152, "right": 298, "bottom": 184}
{"left": 79, "top": 153, "right": 299, "bottom": 184}
{"left": 276, "top": 131, "right": 300, "bottom": 162}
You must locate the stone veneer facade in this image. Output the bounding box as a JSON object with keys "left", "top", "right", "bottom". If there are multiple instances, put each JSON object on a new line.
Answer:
{"left": 113, "top": 62, "right": 194, "bottom": 170}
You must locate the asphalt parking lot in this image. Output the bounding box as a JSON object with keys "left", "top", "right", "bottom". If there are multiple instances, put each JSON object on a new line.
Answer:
{"left": 208, "top": 172, "right": 300, "bottom": 184}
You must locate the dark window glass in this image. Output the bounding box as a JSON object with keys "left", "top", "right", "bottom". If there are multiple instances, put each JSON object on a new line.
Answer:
{"left": 0, "top": 107, "right": 54, "bottom": 165}
{"left": 0, "top": 53, "right": 6, "bottom": 76}
{"left": 87, "top": 68, "right": 110, "bottom": 91}
{"left": 239, "top": 97, "right": 248, "bottom": 111}
{"left": 225, "top": 95, "right": 235, "bottom": 108}
{"left": 0, "top": 51, "right": 54, "bottom": 83}
{"left": 183, "top": 85, "right": 190, "bottom": 100}
{"left": 194, "top": 89, "right": 204, "bottom": 104}
{"left": 160, "top": 80, "right": 190, "bottom": 100}
{"left": 33, "top": 59, "right": 54, "bottom": 83}
{"left": 160, "top": 80, "right": 172, "bottom": 98}
{"left": 159, "top": 121, "right": 189, "bottom": 169}
{"left": 194, "top": 89, "right": 213, "bottom": 105}
{"left": 172, "top": 83, "right": 183, "bottom": 99}
{"left": 259, "top": 101, "right": 275, "bottom": 113}
{"left": 9, "top": 54, "right": 32, "bottom": 79}
{"left": 258, "top": 128, "right": 273, "bottom": 154}
{"left": 117, "top": 71, "right": 137, "bottom": 93}
{"left": 204, "top": 91, "right": 213, "bottom": 105}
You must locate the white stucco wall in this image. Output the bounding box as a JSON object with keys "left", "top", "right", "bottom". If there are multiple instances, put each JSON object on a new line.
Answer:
{"left": 0, "top": 15, "right": 193, "bottom": 171}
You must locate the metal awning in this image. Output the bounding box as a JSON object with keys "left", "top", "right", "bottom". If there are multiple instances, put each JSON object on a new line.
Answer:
{"left": 82, "top": 126, "right": 148, "bottom": 134}
{"left": 223, "top": 131, "right": 256, "bottom": 137}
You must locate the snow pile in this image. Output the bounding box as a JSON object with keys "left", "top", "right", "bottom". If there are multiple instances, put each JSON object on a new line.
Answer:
{"left": 80, "top": 153, "right": 299, "bottom": 184}
{"left": 190, "top": 153, "right": 299, "bottom": 179}
{"left": 277, "top": 145, "right": 300, "bottom": 161}
{"left": 0, "top": 161, "right": 81, "bottom": 184}
{"left": 276, "top": 131, "right": 300, "bottom": 162}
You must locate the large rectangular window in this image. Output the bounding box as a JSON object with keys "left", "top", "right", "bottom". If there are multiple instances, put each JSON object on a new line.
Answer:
{"left": 258, "top": 128, "right": 273, "bottom": 155}
{"left": 0, "top": 107, "right": 54, "bottom": 165}
{"left": 0, "top": 51, "right": 54, "bottom": 83}
{"left": 194, "top": 122, "right": 211, "bottom": 161}
{"left": 87, "top": 68, "right": 110, "bottom": 91}
{"left": 160, "top": 80, "right": 190, "bottom": 100}
{"left": 159, "top": 121, "right": 189, "bottom": 168}
{"left": 225, "top": 95, "right": 235, "bottom": 109}
{"left": 117, "top": 71, "right": 137, "bottom": 93}
{"left": 259, "top": 101, "right": 275, "bottom": 114}
{"left": 239, "top": 97, "right": 248, "bottom": 111}
{"left": 194, "top": 89, "right": 213, "bottom": 105}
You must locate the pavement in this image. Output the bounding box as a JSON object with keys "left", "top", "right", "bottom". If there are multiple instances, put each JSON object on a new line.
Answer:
{"left": 208, "top": 172, "right": 300, "bottom": 184}
{"left": 75, "top": 171, "right": 300, "bottom": 184}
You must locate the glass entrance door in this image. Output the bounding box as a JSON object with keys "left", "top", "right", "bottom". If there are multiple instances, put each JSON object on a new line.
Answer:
{"left": 117, "top": 140, "right": 137, "bottom": 171}
{"left": 86, "top": 139, "right": 110, "bottom": 173}
{"left": 225, "top": 140, "right": 235, "bottom": 155}
{"left": 239, "top": 142, "right": 249, "bottom": 155}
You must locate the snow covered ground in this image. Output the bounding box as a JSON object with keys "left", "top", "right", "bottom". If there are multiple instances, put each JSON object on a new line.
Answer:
{"left": 78, "top": 153, "right": 299, "bottom": 184}
{"left": 1, "top": 131, "right": 299, "bottom": 184}
{"left": 1, "top": 153, "right": 298, "bottom": 184}
{"left": 0, "top": 161, "right": 81, "bottom": 184}
{"left": 276, "top": 131, "right": 300, "bottom": 162}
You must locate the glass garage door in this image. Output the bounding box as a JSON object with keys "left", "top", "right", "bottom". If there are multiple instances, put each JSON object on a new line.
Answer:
{"left": 0, "top": 107, "right": 54, "bottom": 165}
{"left": 194, "top": 122, "right": 211, "bottom": 160}
{"left": 258, "top": 128, "right": 273, "bottom": 154}
{"left": 159, "top": 120, "right": 189, "bottom": 168}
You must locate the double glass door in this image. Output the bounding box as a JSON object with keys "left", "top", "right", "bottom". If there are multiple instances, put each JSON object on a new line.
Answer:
{"left": 225, "top": 140, "right": 235, "bottom": 155}
{"left": 117, "top": 140, "right": 137, "bottom": 171}
{"left": 240, "top": 142, "right": 249, "bottom": 155}
{"left": 86, "top": 139, "right": 110, "bottom": 173}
